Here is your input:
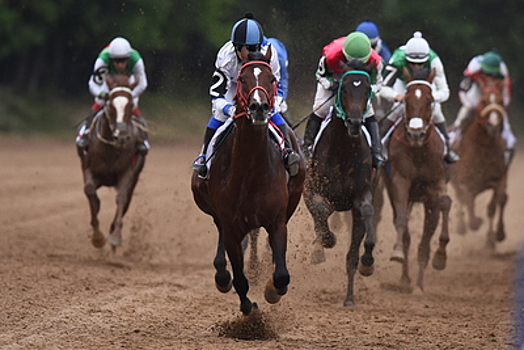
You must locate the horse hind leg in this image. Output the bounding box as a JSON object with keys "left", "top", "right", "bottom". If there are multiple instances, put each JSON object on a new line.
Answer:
{"left": 308, "top": 199, "right": 336, "bottom": 264}
{"left": 214, "top": 224, "right": 232, "bottom": 293}
{"left": 84, "top": 182, "right": 105, "bottom": 248}
{"left": 227, "top": 240, "right": 257, "bottom": 315}
{"left": 486, "top": 188, "right": 507, "bottom": 249}
{"left": 432, "top": 195, "right": 451, "bottom": 270}
{"left": 416, "top": 202, "right": 440, "bottom": 292}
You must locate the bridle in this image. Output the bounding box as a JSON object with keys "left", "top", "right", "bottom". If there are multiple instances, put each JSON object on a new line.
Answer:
{"left": 399, "top": 79, "right": 435, "bottom": 145}
{"left": 234, "top": 60, "right": 277, "bottom": 121}
{"left": 97, "top": 86, "right": 134, "bottom": 146}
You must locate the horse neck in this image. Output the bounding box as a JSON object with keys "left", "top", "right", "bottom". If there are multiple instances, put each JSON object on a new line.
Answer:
{"left": 96, "top": 112, "right": 114, "bottom": 140}
{"left": 231, "top": 115, "right": 274, "bottom": 167}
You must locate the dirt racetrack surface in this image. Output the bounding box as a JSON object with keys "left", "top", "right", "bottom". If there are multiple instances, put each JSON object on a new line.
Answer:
{"left": 0, "top": 136, "right": 522, "bottom": 349}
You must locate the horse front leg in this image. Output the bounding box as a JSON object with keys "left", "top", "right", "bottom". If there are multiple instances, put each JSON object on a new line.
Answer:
{"left": 416, "top": 199, "right": 441, "bottom": 292}
{"left": 464, "top": 189, "right": 482, "bottom": 231}
{"left": 358, "top": 193, "right": 375, "bottom": 277}
{"left": 213, "top": 221, "right": 232, "bottom": 293}
{"left": 264, "top": 221, "right": 290, "bottom": 306}
{"left": 83, "top": 171, "right": 105, "bottom": 248}
{"left": 389, "top": 178, "right": 410, "bottom": 264}
{"left": 223, "top": 231, "right": 255, "bottom": 315}
{"left": 306, "top": 195, "right": 336, "bottom": 264}
{"left": 432, "top": 194, "right": 451, "bottom": 270}
{"left": 344, "top": 209, "right": 367, "bottom": 307}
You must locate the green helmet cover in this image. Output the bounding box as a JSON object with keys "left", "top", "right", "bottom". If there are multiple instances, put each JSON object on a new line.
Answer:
{"left": 481, "top": 51, "right": 502, "bottom": 74}
{"left": 343, "top": 32, "right": 371, "bottom": 62}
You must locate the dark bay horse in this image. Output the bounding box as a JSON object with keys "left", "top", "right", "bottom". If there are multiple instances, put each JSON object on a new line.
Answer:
{"left": 191, "top": 50, "right": 306, "bottom": 315}
{"left": 303, "top": 62, "right": 376, "bottom": 307}
{"left": 450, "top": 75, "right": 509, "bottom": 249}
{"left": 77, "top": 74, "right": 146, "bottom": 251}
{"left": 382, "top": 68, "right": 451, "bottom": 292}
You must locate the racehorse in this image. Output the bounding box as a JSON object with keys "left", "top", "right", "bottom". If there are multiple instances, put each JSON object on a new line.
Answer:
{"left": 303, "top": 60, "right": 376, "bottom": 307}
{"left": 450, "top": 75, "right": 509, "bottom": 249}
{"left": 382, "top": 67, "right": 451, "bottom": 292}
{"left": 190, "top": 49, "right": 306, "bottom": 315}
{"left": 77, "top": 74, "right": 146, "bottom": 251}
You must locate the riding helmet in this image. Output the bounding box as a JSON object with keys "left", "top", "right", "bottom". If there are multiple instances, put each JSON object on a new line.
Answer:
{"left": 356, "top": 21, "right": 380, "bottom": 45}
{"left": 109, "top": 37, "right": 132, "bottom": 59}
{"left": 405, "top": 31, "right": 430, "bottom": 63}
{"left": 231, "top": 13, "right": 264, "bottom": 46}
{"left": 480, "top": 51, "right": 502, "bottom": 74}
{"left": 343, "top": 32, "right": 372, "bottom": 62}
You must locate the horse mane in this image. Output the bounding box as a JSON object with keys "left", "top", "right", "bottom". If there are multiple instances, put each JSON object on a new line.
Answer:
{"left": 248, "top": 51, "right": 269, "bottom": 62}
{"left": 342, "top": 59, "right": 372, "bottom": 74}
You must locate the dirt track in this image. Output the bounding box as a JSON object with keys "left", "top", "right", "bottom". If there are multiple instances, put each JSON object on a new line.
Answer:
{"left": 0, "top": 136, "right": 521, "bottom": 349}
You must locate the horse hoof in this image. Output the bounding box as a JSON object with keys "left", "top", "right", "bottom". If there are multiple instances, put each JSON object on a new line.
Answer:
{"left": 91, "top": 234, "right": 106, "bottom": 248}
{"left": 240, "top": 300, "right": 256, "bottom": 315}
{"left": 264, "top": 279, "right": 283, "bottom": 304}
{"left": 359, "top": 263, "right": 374, "bottom": 277}
{"left": 496, "top": 229, "right": 506, "bottom": 242}
{"left": 108, "top": 235, "right": 122, "bottom": 247}
{"left": 311, "top": 248, "right": 326, "bottom": 265}
{"left": 470, "top": 217, "right": 483, "bottom": 231}
{"left": 215, "top": 271, "right": 232, "bottom": 293}
{"left": 321, "top": 231, "right": 337, "bottom": 249}
{"left": 343, "top": 298, "right": 356, "bottom": 307}
{"left": 390, "top": 249, "right": 405, "bottom": 263}
{"left": 432, "top": 252, "right": 447, "bottom": 270}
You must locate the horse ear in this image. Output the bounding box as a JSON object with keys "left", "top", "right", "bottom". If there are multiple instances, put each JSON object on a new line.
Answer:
{"left": 130, "top": 78, "right": 139, "bottom": 90}
{"left": 105, "top": 74, "right": 115, "bottom": 90}
{"left": 340, "top": 61, "right": 350, "bottom": 73}
{"left": 264, "top": 45, "right": 272, "bottom": 62}
{"left": 238, "top": 46, "right": 250, "bottom": 64}
{"left": 428, "top": 68, "right": 437, "bottom": 83}
{"left": 402, "top": 66, "right": 412, "bottom": 82}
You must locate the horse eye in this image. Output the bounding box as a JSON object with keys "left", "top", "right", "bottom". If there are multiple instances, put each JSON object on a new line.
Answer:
{"left": 238, "top": 77, "right": 246, "bottom": 84}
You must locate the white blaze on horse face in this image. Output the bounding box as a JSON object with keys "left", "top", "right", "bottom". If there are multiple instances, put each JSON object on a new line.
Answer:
{"left": 252, "top": 67, "right": 263, "bottom": 104}
{"left": 415, "top": 89, "right": 422, "bottom": 99}
{"left": 409, "top": 117, "right": 424, "bottom": 130}
{"left": 490, "top": 93, "right": 496, "bottom": 104}
{"left": 112, "top": 96, "right": 129, "bottom": 124}
{"left": 488, "top": 111, "right": 500, "bottom": 127}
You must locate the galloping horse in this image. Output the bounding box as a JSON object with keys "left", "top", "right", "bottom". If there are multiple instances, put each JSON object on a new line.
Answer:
{"left": 450, "top": 75, "right": 509, "bottom": 249}
{"left": 77, "top": 74, "right": 146, "bottom": 251}
{"left": 191, "top": 50, "right": 306, "bottom": 315}
{"left": 383, "top": 68, "right": 451, "bottom": 292}
{"left": 304, "top": 61, "right": 376, "bottom": 306}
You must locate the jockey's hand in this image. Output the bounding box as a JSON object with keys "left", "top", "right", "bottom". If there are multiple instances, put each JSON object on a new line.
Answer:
{"left": 394, "top": 94, "right": 405, "bottom": 102}
{"left": 224, "top": 104, "right": 236, "bottom": 118}
{"left": 98, "top": 91, "right": 109, "bottom": 100}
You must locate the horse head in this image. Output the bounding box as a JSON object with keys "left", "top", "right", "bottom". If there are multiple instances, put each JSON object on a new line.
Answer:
{"left": 335, "top": 59, "right": 372, "bottom": 138}
{"left": 103, "top": 74, "right": 139, "bottom": 147}
{"left": 477, "top": 75, "right": 505, "bottom": 136}
{"left": 236, "top": 50, "right": 276, "bottom": 126}
{"left": 402, "top": 67, "right": 436, "bottom": 146}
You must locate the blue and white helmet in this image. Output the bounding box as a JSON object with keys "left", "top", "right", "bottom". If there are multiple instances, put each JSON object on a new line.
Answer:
{"left": 231, "top": 13, "right": 264, "bottom": 46}
{"left": 356, "top": 21, "right": 380, "bottom": 44}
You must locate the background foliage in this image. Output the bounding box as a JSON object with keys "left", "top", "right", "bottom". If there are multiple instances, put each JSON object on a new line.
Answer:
{"left": 0, "top": 0, "right": 522, "bottom": 136}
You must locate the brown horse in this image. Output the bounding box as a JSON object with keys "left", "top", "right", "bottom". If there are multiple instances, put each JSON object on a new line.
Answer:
{"left": 191, "top": 50, "right": 306, "bottom": 315}
{"left": 450, "top": 75, "right": 509, "bottom": 249}
{"left": 382, "top": 68, "right": 451, "bottom": 292}
{"left": 77, "top": 74, "right": 146, "bottom": 251}
{"left": 304, "top": 61, "right": 376, "bottom": 306}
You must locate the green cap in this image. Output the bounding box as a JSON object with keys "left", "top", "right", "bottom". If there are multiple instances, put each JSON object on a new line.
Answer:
{"left": 343, "top": 32, "right": 371, "bottom": 62}
{"left": 481, "top": 51, "right": 502, "bottom": 74}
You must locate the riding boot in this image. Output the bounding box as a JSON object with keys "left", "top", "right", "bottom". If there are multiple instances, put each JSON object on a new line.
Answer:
{"left": 278, "top": 123, "right": 300, "bottom": 177}
{"left": 134, "top": 114, "right": 150, "bottom": 155}
{"left": 302, "top": 113, "right": 322, "bottom": 160}
{"left": 435, "top": 122, "right": 460, "bottom": 164}
{"left": 76, "top": 108, "right": 97, "bottom": 149}
{"left": 364, "top": 117, "right": 385, "bottom": 169}
{"left": 192, "top": 127, "right": 217, "bottom": 177}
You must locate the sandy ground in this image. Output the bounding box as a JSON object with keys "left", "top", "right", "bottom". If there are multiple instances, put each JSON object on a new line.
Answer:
{"left": 0, "top": 135, "right": 522, "bottom": 349}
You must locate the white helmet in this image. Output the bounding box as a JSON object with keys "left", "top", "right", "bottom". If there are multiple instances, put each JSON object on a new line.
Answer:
{"left": 405, "top": 31, "right": 430, "bottom": 63}
{"left": 109, "top": 37, "right": 132, "bottom": 59}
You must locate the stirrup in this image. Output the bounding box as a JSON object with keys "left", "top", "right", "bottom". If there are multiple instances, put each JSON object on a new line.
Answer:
{"left": 192, "top": 155, "right": 208, "bottom": 177}
{"left": 284, "top": 149, "right": 300, "bottom": 176}
{"left": 76, "top": 136, "right": 89, "bottom": 149}
{"left": 137, "top": 141, "right": 150, "bottom": 155}
{"left": 444, "top": 150, "right": 460, "bottom": 164}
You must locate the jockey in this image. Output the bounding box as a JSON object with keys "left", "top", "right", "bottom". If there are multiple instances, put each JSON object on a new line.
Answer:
{"left": 76, "top": 37, "right": 149, "bottom": 154}
{"left": 452, "top": 50, "right": 515, "bottom": 164}
{"left": 356, "top": 20, "right": 391, "bottom": 63}
{"left": 192, "top": 13, "right": 299, "bottom": 177}
{"left": 379, "top": 31, "right": 459, "bottom": 164}
{"left": 302, "top": 31, "right": 385, "bottom": 168}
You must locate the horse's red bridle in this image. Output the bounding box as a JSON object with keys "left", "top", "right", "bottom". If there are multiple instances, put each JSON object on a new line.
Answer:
{"left": 234, "top": 60, "right": 277, "bottom": 119}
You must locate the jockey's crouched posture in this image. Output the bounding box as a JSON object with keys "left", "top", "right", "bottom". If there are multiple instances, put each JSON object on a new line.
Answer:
{"left": 192, "top": 13, "right": 299, "bottom": 177}
{"left": 76, "top": 37, "right": 150, "bottom": 155}
{"left": 302, "top": 32, "right": 385, "bottom": 168}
